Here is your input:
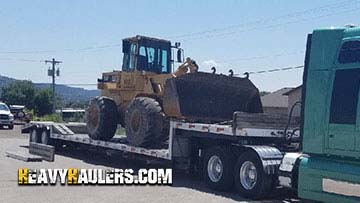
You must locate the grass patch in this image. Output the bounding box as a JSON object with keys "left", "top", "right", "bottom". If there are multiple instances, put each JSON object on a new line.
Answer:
{"left": 116, "top": 127, "right": 125, "bottom": 135}
{"left": 34, "top": 113, "right": 63, "bottom": 123}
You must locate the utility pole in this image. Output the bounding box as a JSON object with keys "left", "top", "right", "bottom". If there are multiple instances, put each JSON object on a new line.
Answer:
{"left": 45, "top": 58, "right": 62, "bottom": 114}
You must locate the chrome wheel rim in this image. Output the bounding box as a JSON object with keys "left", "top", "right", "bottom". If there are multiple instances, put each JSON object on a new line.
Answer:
{"left": 240, "top": 161, "right": 257, "bottom": 190}
{"left": 207, "top": 155, "right": 223, "bottom": 182}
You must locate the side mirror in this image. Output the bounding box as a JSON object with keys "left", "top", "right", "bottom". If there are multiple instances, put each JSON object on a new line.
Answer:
{"left": 177, "top": 49, "right": 184, "bottom": 63}
{"left": 122, "top": 41, "right": 130, "bottom": 53}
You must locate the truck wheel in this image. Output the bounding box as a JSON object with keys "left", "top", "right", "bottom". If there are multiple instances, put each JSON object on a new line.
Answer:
{"left": 8, "top": 124, "right": 14, "bottom": 130}
{"left": 234, "top": 150, "right": 273, "bottom": 199}
{"left": 203, "top": 147, "right": 235, "bottom": 191}
{"left": 86, "top": 96, "right": 118, "bottom": 140}
{"left": 125, "top": 97, "right": 165, "bottom": 147}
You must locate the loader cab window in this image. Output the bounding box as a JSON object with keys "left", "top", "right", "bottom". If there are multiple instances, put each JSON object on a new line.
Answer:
{"left": 137, "top": 45, "right": 170, "bottom": 74}
{"left": 161, "top": 50, "right": 168, "bottom": 73}
{"left": 122, "top": 42, "right": 136, "bottom": 71}
{"left": 329, "top": 68, "right": 360, "bottom": 124}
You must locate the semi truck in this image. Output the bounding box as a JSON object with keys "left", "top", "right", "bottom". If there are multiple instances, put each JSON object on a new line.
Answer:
{"left": 23, "top": 26, "right": 360, "bottom": 203}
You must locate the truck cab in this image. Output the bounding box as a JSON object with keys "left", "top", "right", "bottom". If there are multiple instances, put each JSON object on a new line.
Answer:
{"left": 299, "top": 26, "right": 360, "bottom": 203}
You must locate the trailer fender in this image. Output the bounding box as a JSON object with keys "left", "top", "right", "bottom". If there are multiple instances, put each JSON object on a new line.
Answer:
{"left": 243, "top": 145, "right": 283, "bottom": 175}
{"left": 22, "top": 123, "right": 51, "bottom": 134}
{"left": 28, "top": 124, "right": 50, "bottom": 143}
{"left": 21, "top": 123, "right": 37, "bottom": 134}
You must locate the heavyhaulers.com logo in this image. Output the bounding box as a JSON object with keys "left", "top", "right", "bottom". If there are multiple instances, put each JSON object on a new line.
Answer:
{"left": 18, "top": 168, "right": 172, "bottom": 185}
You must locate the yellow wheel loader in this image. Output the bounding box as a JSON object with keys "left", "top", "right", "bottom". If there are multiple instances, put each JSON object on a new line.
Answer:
{"left": 86, "top": 35, "right": 263, "bottom": 148}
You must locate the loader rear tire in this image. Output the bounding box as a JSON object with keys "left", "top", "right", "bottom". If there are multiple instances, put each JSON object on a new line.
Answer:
{"left": 125, "top": 97, "right": 165, "bottom": 147}
{"left": 86, "top": 96, "right": 118, "bottom": 141}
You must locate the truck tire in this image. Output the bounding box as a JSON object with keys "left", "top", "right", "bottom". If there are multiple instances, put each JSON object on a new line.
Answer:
{"left": 234, "top": 150, "right": 273, "bottom": 199}
{"left": 8, "top": 124, "right": 14, "bottom": 130}
{"left": 125, "top": 97, "right": 165, "bottom": 147}
{"left": 86, "top": 96, "right": 118, "bottom": 140}
{"left": 203, "top": 147, "right": 235, "bottom": 191}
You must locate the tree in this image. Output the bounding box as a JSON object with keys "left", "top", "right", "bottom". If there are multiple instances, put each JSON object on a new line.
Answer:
{"left": 34, "top": 89, "right": 53, "bottom": 116}
{"left": 0, "top": 80, "right": 36, "bottom": 109}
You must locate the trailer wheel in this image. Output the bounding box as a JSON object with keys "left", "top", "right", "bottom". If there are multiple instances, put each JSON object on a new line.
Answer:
{"left": 86, "top": 97, "right": 118, "bottom": 141}
{"left": 29, "top": 129, "right": 40, "bottom": 143}
{"left": 40, "top": 129, "right": 51, "bottom": 145}
{"left": 203, "top": 147, "right": 235, "bottom": 191}
{"left": 234, "top": 150, "right": 273, "bottom": 199}
{"left": 125, "top": 97, "right": 165, "bottom": 147}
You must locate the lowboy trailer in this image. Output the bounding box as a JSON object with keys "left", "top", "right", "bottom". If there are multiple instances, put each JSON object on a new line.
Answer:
{"left": 23, "top": 111, "right": 302, "bottom": 200}
{"left": 23, "top": 25, "right": 360, "bottom": 203}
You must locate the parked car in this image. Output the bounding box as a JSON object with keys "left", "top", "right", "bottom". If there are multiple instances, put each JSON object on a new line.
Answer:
{"left": 0, "top": 102, "right": 14, "bottom": 129}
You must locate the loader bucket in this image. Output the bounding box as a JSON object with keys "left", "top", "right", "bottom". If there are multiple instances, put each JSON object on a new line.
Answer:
{"left": 163, "top": 72, "right": 263, "bottom": 121}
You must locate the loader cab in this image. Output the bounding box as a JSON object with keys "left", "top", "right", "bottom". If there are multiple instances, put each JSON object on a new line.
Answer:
{"left": 122, "top": 35, "right": 172, "bottom": 74}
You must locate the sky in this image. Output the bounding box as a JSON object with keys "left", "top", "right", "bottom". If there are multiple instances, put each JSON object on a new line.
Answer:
{"left": 0, "top": 0, "right": 359, "bottom": 91}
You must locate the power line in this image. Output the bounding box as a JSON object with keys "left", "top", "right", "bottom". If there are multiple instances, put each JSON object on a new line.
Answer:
{"left": 170, "top": 0, "right": 359, "bottom": 40}
{"left": 58, "top": 83, "right": 97, "bottom": 86}
{"left": 180, "top": 7, "right": 360, "bottom": 42}
{"left": 232, "top": 65, "right": 304, "bottom": 76}
{"left": 58, "top": 65, "right": 305, "bottom": 85}
{"left": 0, "top": 57, "right": 44, "bottom": 63}
{"left": 0, "top": 0, "right": 357, "bottom": 55}
{"left": 49, "top": 65, "right": 304, "bottom": 87}
{"left": 0, "top": 43, "right": 122, "bottom": 55}
{"left": 216, "top": 50, "right": 304, "bottom": 64}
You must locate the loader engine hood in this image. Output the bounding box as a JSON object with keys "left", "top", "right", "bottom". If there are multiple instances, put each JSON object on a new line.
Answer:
{"left": 163, "top": 72, "right": 263, "bottom": 121}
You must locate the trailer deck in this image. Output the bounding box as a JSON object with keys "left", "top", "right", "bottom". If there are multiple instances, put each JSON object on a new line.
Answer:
{"left": 23, "top": 114, "right": 300, "bottom": 162}
{"left": 50, "top": 133, "right": 171, "bottom": 160}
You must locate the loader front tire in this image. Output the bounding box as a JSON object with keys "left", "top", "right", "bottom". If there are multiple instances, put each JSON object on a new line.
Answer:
{"left": 125, "top": 97, "right": 165, "bottom": 147}
{"left": 86, "top": 96, "right": 118, "bottom": 140}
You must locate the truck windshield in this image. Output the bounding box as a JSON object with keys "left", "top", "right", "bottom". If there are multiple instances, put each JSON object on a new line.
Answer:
{"left": 0, "top": 104, "right": 9, "bottom": 111}
{"left": 138, "top": 45, "right": 169, "bottom": 74}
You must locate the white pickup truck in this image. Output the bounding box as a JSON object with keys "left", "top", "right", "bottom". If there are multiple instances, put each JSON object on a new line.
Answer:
{"left": 0, "top": 102, "right": 14, "bottom": 129}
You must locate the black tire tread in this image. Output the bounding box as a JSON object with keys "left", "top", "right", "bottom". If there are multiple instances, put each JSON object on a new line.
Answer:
{"left": 203, "top": 146, "right": 235, "bottom": 191}
{"left": 125, "top": 97, "right": 164, "bottom": 147}
{"left": 86, "top": 96, "right": 118, "bottom": 141}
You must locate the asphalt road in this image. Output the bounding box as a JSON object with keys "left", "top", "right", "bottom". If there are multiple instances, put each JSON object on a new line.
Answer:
{"left": 0, "top": 125, "right": 305, "bottom": 203}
